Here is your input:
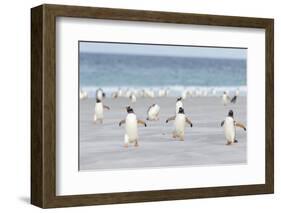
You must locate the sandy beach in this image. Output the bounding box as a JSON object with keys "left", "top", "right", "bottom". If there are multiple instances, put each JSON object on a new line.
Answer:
{"left": 79, "top": 96, "right": 247, "bottom": 171}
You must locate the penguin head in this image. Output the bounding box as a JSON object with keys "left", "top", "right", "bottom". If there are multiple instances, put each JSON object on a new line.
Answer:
{"left": 126, "top": 106, "right": 134, "bottom": 113}
{"left": 177, "top": 97, "right": 182, "bottom": 102}
{"left": 96, "top": 98, "right": 101, "bottom": 103}
{"left": 228, "top": 110, "right": 234, "bottom": 117}
{"left": 178, "top": 107, "right": 184, "bottom": 114}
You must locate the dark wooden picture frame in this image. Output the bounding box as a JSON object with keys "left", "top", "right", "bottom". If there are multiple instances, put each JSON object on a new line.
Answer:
{"left": 31, "top": 4, "right": 274, "bottom": 208}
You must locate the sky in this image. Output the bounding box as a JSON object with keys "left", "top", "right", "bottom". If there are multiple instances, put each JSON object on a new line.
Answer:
{"left": 79, "top": 41, "right": 247, "bottom": 59}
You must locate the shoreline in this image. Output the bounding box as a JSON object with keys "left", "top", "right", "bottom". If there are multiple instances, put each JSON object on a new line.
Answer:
{"left": 79, "top": 96, "right": 247, "bottom": 171}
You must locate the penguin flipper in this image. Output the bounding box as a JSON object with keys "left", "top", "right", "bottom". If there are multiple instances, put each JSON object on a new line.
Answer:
{"left": 166, "top": 115, "right": 176, "bottom": 123}
{"left": 185, "top": 117, "right": 192, "bottom": 127}
{"left": 137, "top": 119, "right": 147, "bottom": 127}
{"left": 119, "top": 119, "right": 125, "bottom": 126}
{"left": 235, "top": 121, "right": 246, "bottom": 131}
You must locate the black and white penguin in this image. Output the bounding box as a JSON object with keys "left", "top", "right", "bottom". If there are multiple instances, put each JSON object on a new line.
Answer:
{"left": 222, "top": 91, "right": 230, "bottom": 106}
{"left": 166, "top": 107, "right": 193, "bottom": 141}
{"left": 96, "top": 88, "right": 106, "bottom": 101}
{"left": 80, "top": 90, "right": 88, "bottom": 100}
{"left": 176, "top": 97, "right": 183, "bottom": 114}
{"left": 146, "top": 104, "right": 160, "bottom": 121}
{"left": 93, "top": 99, "right": 110, "bottom": 124}
{"left": 129, "top": 93, "right": 137, "bottom": 103}
{"left": 119, "top": 106, "right": 147, "bottom": 147}
{"left": 221, "top": 110, "right": 246, "bottom": 145}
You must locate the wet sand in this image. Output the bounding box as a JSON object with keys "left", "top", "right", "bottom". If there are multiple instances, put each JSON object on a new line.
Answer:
{"left": 79, "top": 96, "right": 247, "bottom": 171}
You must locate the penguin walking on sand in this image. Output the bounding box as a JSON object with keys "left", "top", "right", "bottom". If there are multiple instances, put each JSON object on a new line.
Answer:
{"left": 129, "top": 93, "right": 137, "bottom": 103}
{"left": 176, "top": 97, "right": 183, "bottom": 114}
{"left": 222, "top": 91, "right": 230, "bottom": 106}
{"left": 182, "top": 90, "right": 187, "bottom": 100}
{"left": 119, "top": 106, "right": 147, "bottom": 147}
{"left": 93, "top": 99, "right": 110, "bottom": 124}
{"left": 111, "top": 91, "right": 118, "bottom": 99}
{"left": 166, "top": 107, "right": 193, "bottom": 141}
{"left": 80, "top": 90, "right": 88, "bottom": 100}
{"left": 96, "top": 88, "right": 106, "bottom": 101}
{"left": 158, "top": 89, "right": 166, "bottom": 97}
{"left": 220, "top": 110, "right": 246, "bottom": 145}
{"left": 146, "top": 104, "right": 160, "bottom": 121}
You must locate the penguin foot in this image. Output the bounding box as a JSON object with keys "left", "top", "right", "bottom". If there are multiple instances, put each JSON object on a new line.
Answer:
{"left": 226, "top": 141, "right": 232, "bottom": 145}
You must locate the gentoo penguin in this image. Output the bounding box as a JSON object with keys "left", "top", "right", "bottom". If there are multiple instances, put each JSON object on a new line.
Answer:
{"left": 129, "top": 93, "right": 137, "bottom": 103}
{"left": 222, "top": 91, "right": 230, "bottom": 106}
{"left": 96, "top": 88, "right": 106, "bottom": 101}
{"left": 80, "top": 90, "right": 88, "bottom": 100}
{"left": 176, "top": 97, "right": 183, "bottom": 114}
{"left": 182, "top": 90, "right": 187, "bottom": 100}
{"left": 235, "top": 88, "right": 240, "bottom": 96}
{"left": 146, "top": 104, "right": 160, "bottom": 121}
{"left": 111, "top": 91, "right": 118, "bottom": 99}
{"left": 158, "top": 89, "right": 165, "bottom": 97}
{"left": 166, "top": 107, "right": 193, "bottom": 141}
{"left": 117, "top": 88, "right": 123, "bottom": 97}
{"left": 125, "top": 89, "right": 132, "bottom": 98}
{"left": 221, "top": 110, "right": 246, "bottom": 145}
{"left": 212, "top": 88, "right": 217, "bottom": 96}
{"left": 119, "top": 106, "right": 147, "bottom": 147}
{"left": 93, "top": 99, "right": 110, "bottom": 124}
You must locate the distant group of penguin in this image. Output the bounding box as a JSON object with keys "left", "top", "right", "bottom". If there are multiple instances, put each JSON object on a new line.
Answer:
{"left": 83, "top": 88, "right": 246, "bottom": 148}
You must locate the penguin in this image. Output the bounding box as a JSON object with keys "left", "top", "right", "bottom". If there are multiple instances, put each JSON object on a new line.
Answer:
{"left": 235, "top": 88, "right": 240, "bottom": 96}
{"left": 117, "top": 88, "right": 123, "bottom": 97}
{"left": 146, "top": 104, "right": 160, "bottom": 121}
{"left": 125, "top": 89, "right": 132, "bottom": 98}
{"left": 145, "top": 89, "right": 155, "bottom": 98}
{"left": 111, "top": 91, "right": 118, "bottom": 99}
{"left": 80, "top": 90, "right": 88, "bottom": 100}
{"left": 164, "top": 88, "right": 169, "bottom": 97}
{"left": 93, "top": 99, "right": 110, "bottom": 124}
{"left": 119, "top": 106, "right": 147, "bottom": 147}
{"left": 176, "top": 97, "right": 183, "bottom": 114}
{"left": 202, "top": 89, "right": 208, "bottom": 97}
{"left": 96, "top": 88, "right": 106, "bottom": 101}
{"left": 222, "top": 91, "right": 230, "bottom": 106}
{"left": 212, "top": 88, "right": 217, "bottom": 96}
{"left": 138, "top": 89, "right": 145, "bottom": 98}
{"left": 166, "top": 107, "right": 193, "bottom": 141}
{"left": 158, "top": 89, "right": 165, "bottom": 97}
{"left": 129, "top": 93, "right": 137, "bottom": 103}
{"left": 182, "top": 90, "right": 187, "bottom": 100}
{"left": 220, "top": 110, "right": 246, "bottom": 145}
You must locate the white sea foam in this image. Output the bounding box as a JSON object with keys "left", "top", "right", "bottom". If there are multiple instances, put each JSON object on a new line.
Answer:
{"left": 80, "top": 85, "right": 247, "bottom": 98}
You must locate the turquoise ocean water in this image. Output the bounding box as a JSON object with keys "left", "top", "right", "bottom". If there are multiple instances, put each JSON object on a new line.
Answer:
{"left": 79, "top": 52, "right": 246, "bottom": 97}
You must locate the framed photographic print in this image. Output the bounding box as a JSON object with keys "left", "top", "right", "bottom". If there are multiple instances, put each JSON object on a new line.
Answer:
{"left": 31, "top": 4, "right": 274, "bottom": 208}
